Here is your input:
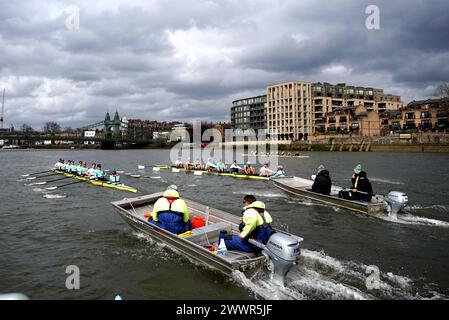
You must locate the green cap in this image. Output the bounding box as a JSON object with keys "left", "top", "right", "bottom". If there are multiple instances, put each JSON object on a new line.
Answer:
{"left": 354, "top": 164, "right": 362, "bottom": 174}
{"left": 167, "top": 184, "right": 178, "bottom": 191}
{"left": 318, "top": 164, "right": 325, "bottom": 172}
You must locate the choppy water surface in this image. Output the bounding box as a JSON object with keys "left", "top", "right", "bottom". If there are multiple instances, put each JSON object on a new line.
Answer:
{"left": 1, "top": 149, "right": 448, "bottom": 300}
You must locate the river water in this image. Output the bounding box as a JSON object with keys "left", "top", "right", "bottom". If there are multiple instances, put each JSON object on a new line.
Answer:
{"left": 1, "top": 149, "right": 448, "bottom": 300}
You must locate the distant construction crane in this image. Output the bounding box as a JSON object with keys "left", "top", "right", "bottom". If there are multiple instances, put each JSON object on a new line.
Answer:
{"left": 0, "top": 89, "right": 4, "bottom": 129}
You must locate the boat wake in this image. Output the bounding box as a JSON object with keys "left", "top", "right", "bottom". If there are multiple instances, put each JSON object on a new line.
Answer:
{"left": 406, "top": 204, "right": 449, "bottom": 213}
{"left": 374, "top": 213, "right": 449, "bottom": 227}
{"left": 286, "top": 199, "right": 342, "bottom": 212}
{"left": 370, "top": 177, "right": 404, "bottom": 185}
{"left": 233, "top": 249, "right": 447, "bottom": 300}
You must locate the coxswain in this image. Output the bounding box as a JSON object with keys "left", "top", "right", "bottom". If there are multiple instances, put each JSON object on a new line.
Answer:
{"left": 108, "top": 170, "right": 121, "bottom": 184}
{"left": 271, "top": 165, "right": 286, "bottom": 178}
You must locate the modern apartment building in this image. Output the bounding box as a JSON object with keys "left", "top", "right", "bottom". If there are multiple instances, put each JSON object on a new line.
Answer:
{"left": 266, "top": 82, "right": 402, "bottom": 141}
{"left": 267, "top": 82, "right": 313, "bottom": 141}
{"left": 231, "top": 95, "right": 267, "bottom": 132}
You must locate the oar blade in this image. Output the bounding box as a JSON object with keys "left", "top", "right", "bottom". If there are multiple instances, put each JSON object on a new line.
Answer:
{"left": 45, "top": 187, "right": 58, "bottom": 191}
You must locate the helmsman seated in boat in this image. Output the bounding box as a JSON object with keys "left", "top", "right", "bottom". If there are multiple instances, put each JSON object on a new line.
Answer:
{"left": 149, "top": 187, "right": 192, "bottom": 235}
{"left": 224, "top": 201, "right": 273, "bottom": 253}
{"left": 311, "top": 164, "right": 332, "bottom": 195}
{"left": 339, "top": 164, "right": 373, "bottom": 202}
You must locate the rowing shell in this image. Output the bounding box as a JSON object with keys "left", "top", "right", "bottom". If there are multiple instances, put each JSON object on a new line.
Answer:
{"left": 242, "top": 154, "right": 310, "bottom": 159}
{"left": 153, "top": 166, "right": 270, "bottom": 181}
{"left": 54, "top": 170, "right": 138, "bottom": 193}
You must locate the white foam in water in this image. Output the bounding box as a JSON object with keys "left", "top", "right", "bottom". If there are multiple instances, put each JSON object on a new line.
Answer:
{"left": 375, "top": 213, "right": 449, "bottom": 228}
{"left": 43, "top": 193, "right": 67, "bottom": 199}
{"left": 407, "top": 204, "right": 449, "bottom": 213}
{"left": 232, "top": 190, "right": 289, "bottom": 199}
{"left": 150, "top": 176, "right": 161, "bottom": 179}
{"left": 370, "top": 177, "right": 404, "bottom": 185}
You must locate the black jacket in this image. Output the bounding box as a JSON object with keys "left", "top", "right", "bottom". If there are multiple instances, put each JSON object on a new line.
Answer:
{"left": 312, "top": 170, "right": 332, "bottom": 195}
{"left": 351, "top": 171, "right": 373, "bottom": 200}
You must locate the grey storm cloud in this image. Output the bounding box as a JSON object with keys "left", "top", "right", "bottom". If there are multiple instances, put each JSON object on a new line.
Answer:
{"left": 0, "top": 0, "right": 448, "bottom": 129}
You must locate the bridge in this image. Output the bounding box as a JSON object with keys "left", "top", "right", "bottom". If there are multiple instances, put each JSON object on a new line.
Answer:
{"left": 0, "top": 112, "right": 154, "bottom": 149}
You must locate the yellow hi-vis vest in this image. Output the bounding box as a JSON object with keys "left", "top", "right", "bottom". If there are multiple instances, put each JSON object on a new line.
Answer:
{"left": 240, "top": 208, "right": 273, "bottom": 238}
{"left": 151, "top": 197, "right": 189, "bottom": 223}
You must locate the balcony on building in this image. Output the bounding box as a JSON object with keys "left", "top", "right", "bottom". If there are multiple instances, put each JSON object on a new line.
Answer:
{"left": 405, "top": 113, "right": 415, "bottom": 120}
{"left": 437, "top": 111, "right": 448, "bottom": 118}
{"left": 421, "top": 111, "right": 431, "bottom": 119}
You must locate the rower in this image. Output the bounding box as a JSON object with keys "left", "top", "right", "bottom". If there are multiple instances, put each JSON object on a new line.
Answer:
{"left": 77, "top": 161, "right": 88, "bottom": 176}
{"left": 230, "top": 160, "right": 241, "bottom": 174}
{"left": 224, "top": 201, "right": 273, "bottom": 253}
{"left": 54, "top": 159, "right": 64, "bottom": 170}
{"left": 94, "top": 164, "right": 106, "bottom": 180}
{"left": 184, "top": 158, "right": 192, "bottom": 170}
{"left": 205, "top": 158, "right": 217, "bottom": 171}
{"left": 194, "top": 159, "right": 203, "bottom": 170}
{"left": 175, "top": 158, "right": 183, "bottom": 168}
{"left": 85, "top": 163, "right": 96, "bottom": 178}
{"left": 149, "top": 186, "right": 192, "bottom": 235}
{"left": 259, "top": 163, "right": 274, "bottom": 177}
{"left": 311, "top": 165, "right": 332, "bottom": 195}
{"left": 216, "top": 160, "right": 226, "bottom": 172}
{"left": 244, "top": 162, "right": 256, "bottom": 175}
{"left": 271, "top": 165, "right": 286, "bottom": 178}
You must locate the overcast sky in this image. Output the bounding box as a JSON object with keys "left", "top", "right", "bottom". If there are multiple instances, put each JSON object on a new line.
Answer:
{"left": 1, "top": 0, "right": 448, "bottom": 129}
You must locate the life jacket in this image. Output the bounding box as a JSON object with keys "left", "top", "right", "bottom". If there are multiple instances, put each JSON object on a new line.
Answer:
{"left": 243, "top": 208, "right": 273, "bottom": 241}
{"left": 152, "top": 197, "right": 188, "bottom": 222}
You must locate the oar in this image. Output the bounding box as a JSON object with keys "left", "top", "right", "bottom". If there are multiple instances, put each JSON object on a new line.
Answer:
{"left": 26, "top": 172, "right": 57, "bottom": 180}
{"left": 45, "top": 180, "right": 86, "bottom": 191}
{"left": 29, "top": 176, "right": 72, "bottom": 186}
{"left": 21, "top": 169, "right": 52, "bottom": 178}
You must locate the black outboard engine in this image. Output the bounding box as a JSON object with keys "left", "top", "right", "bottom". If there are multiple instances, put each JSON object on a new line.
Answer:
{"left": 385, "top": 191, "right": 408, "bottom": 219}
{"left": 262, "top": 233, "right": 301, "bottom": 287}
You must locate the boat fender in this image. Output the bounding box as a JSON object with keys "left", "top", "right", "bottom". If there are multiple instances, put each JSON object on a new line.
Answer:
{"left": 144, "top": 211, "right": 151, "bottom": 218}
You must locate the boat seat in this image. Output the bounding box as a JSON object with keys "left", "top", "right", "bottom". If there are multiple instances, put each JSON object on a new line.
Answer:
{"left": 184, "top": 221, "right": 232, "bottom": 244}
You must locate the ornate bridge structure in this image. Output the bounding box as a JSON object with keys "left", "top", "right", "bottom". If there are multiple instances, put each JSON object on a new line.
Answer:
{"left": 0, "top": 112, "right": 154, "bottom": 149}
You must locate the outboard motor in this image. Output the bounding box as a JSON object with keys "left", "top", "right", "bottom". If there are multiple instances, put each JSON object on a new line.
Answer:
{"left": 262, "top": 233, "right": 301, "bottom": 287}
{"left": 385, "top": 191, "right": 408, "bottom": 219}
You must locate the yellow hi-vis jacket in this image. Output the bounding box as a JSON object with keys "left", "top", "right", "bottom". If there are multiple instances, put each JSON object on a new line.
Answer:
{"left": 240, "top": 208, "right": 273, "bottom": 238}
{"left": 151, "top": 197, "right": 190, "bottom": 223}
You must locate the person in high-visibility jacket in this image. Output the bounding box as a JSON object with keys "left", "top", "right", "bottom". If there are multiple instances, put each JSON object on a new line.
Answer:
{"left": 224, "top": 201, "right": 273, "bottom": 253}
{"left": 149, "top": 188, "right": 192, "bottom": 234}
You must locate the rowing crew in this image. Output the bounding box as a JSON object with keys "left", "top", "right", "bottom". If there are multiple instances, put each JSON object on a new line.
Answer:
{"left": 54, "top": 159, "right": 121, "bottom": 184}
{"left": 174, "top": 158, "right": 286, "bottom": 177}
